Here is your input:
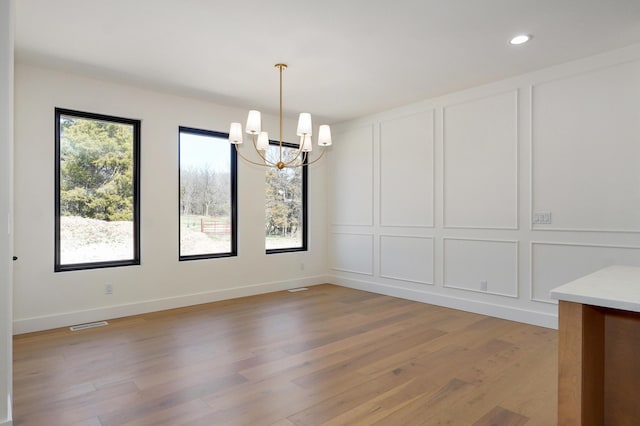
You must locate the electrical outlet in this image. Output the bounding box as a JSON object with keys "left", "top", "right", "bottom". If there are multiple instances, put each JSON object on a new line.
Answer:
{"left": 300, "top": 262, "right": 305, "bottom": 271}
{"left": 104, "top": 283, "right": 113, "bottom": 295}
{"left": 533, "top": 211, "right": 552, "bottom": 224}
{"left": 480, "top": 280, "right": 488, "bottom": 291}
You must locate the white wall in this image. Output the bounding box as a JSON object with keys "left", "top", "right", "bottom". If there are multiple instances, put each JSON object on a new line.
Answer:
{"left": 0, "top": 1, "right": 14, "bottom": 422}
{"left": 328, "top": 43, "right": 640, "bottom": 328}
{"left": 12, "top": 37, "right": 640, "bottom": 338}
{"left": 13, "top": 63, "right": 328, "bottom": 334}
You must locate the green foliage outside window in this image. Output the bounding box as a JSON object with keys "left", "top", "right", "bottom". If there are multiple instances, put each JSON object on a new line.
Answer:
{"left": 55, "top": 109, "right": 139, "bottom": 270}
{"left": 59, "top": 117, "right": 134, "bottom": 221}
{"left": 265, "top": 166, "right": 302, "bottom": 238}
{"left": 265, "top": 144, "right": 305, "bottom": 250}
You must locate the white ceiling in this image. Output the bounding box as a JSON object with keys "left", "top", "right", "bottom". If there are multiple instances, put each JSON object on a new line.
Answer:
{"left": 15, "top": 0, "right": 640, "bottom": 123}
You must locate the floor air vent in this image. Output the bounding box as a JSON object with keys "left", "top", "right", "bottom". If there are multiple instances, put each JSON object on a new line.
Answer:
{"left": 288, "top": 287, "right": 309, "bottom": 293}
{"left": 70, "top": 321, "right": 109, "bottom": 331}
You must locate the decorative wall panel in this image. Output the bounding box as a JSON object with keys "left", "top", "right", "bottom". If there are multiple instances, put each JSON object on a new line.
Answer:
{"left": 443, "top": 238, "right": 518, "bottom": 297}
{"left": 443, "top": 91, "right": 518, "bottom": 229}
{"left": 531, "top": 242, "right": 640, "bottom": 303}
{"left": 330, "top": 233, "right": 374, "bottom": 275}
{"left": 380, "top": 235, "right": 434, "bottom": 284}
{"left": 531, "top": 60, "right": 640, "bottom": 232}
{"left": 380, "top": 111, "right": 434, "bottom": 227}
{"left": 329, "top": 126, "right": 374, "bottom": 226}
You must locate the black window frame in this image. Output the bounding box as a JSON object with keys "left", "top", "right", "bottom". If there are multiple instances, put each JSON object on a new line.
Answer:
{"left": 178, "top": 126, "right": 238, "bottom": 261}
{"left": 265, "top": 140, "right": 308, "bottom": 255}
{"left": 54, "top": 108, "right": 141, "bottom": 272}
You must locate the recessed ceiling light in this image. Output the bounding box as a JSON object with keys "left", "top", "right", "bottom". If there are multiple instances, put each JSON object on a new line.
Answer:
{"left": 510, "top": 34, "right": 532, "bottom": 45}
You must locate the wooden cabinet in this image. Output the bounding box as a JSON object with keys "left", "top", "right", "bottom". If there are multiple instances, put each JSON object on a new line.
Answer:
{"left": 552, "top": 266, "right": 640, "bottom": 425}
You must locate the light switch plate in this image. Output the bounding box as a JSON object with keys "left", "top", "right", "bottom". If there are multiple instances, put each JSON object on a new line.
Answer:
{"left": 533, "top": 211, "right": 552, "bottom": 225}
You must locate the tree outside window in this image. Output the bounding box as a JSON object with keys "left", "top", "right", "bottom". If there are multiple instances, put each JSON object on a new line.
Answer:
{"left": 55, "top": 108, "right": 140, "bottom": 271}
{"left": 179, "top": 127, "right": 237, "bottom": 260}
{"left": 265, "top": 142, "right": 307, "bottom": 253}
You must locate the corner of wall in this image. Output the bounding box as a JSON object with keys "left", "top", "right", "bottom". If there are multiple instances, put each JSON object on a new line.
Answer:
{"left": 327, "top": 42, "right": 640, "bottom": 330}
{"left": 0, "top": 394, "right": 11, "bottom": 426}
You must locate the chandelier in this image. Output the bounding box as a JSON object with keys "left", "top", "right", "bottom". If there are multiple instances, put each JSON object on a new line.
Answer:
{"left": 228, "top": 64, "right": 332, "bottom": 169}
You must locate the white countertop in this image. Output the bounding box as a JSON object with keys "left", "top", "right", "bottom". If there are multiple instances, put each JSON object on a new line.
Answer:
{"left": 550, "top": 265, "right": 640, "bottom": 313}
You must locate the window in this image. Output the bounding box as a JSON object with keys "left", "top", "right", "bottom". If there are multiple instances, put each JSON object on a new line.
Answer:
{"left": 55, "top": 108, "right": 140, "bottom": 271}
{"left": 265, "top": 141, "right": 308, "bottom": 253}
{"left": 179, "top": 127, "right": 237, "bottom": 260}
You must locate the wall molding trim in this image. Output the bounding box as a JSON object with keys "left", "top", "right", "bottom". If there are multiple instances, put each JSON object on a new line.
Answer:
{"left": 529, "top": 241, "right": 640, "bottom": 304}
{"left": 442, "top": 237, "right": 519, "bottom": 298}
{"left": 329, "top": 232, "right": 374, "bottom": 275}
{"left": 379, "top": 235, "right": 434, "bottom": 285}
{"left": 379, "top": 109, "right": 435, "bottom": 228}
{"left": 529, "top": 59, "right": 640, "bottom": 233}
{"left": 330, "top": 124, "right": 375, "bottom": 227}
{"left": 531, "top": 57, "right": 640, "bottom": 91}
{"left": 13, "top": 276, "right": 329, "bottom": 335}
{"left": 442, "top": 89, "right": 519, "bottom": 230}
{"left": 330, "top": 275, "right": 557, "bottom": 329}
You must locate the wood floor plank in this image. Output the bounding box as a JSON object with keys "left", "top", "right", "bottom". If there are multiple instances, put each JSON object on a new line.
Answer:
{"left": 370, "top": 378, "right": 474, "bottom": 425}
{"left": 120, "top": 399, "right": 214, "bottom": 426}
{"left": 13, "top": 284, "right": 557, "bottom": 425}
{"left": 367, "top": 339, "right": 518, "bottom": 424}
{"left": 473, "top": 406, "right": 529, "bottom": 426}
{"left": 287, "top": 362, "right": 445, "bottom": 425}
{"left": 15, "top": 381, "right": 140, "bottom": 425}
{"left": 98, "top": 373, "right": 247, "bottom": 426}
{"left": 290, "top": 328, "right": 445, "bottom": 390}
{"left": 69, "top": 416, "right": 103, "bottom": 426}
{"left": 417, "top": 330, "right": 558, "bottom": 424}
{"left": 198, "top": 381, "right": 322, "bottom": 425}
{"left": 269, "top": 420, "right": 295, "bottom": 426}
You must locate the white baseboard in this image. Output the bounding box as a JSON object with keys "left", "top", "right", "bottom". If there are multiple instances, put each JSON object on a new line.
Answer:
{"left": 13, "top": 274, "right": 557, "bottom": 334}
{"left": 1, "top": 393, "right": 11, "bottom": 426}
{"left": 13, "top": 276, "right": 329, "bottom": 334}
{"left": 330, "top": 276, "right": 558, "bottom": 329}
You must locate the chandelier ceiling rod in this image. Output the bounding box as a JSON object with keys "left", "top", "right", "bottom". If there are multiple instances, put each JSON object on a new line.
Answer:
{"left": 277, "top": 63, "right": 285, "bottom": 166}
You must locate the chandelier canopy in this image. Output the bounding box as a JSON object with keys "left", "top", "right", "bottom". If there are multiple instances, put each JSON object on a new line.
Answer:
{"left": 229, "top": 64, "right": 332, "bottom": 169}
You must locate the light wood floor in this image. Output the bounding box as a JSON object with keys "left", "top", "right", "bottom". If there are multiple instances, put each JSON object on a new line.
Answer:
{"left": 13, "top": 285, "right": 558, "bottom": 425}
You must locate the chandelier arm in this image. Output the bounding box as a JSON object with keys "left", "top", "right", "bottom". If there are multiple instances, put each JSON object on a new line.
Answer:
{"left": 250, "top": 133, "right": 276, "bottom": 165}
{"left": 281, "top": 142, "right": 306, "bottom": 167}
{"left": 301, "top": 147, "right": 327, "bottom": 166}
{"left": 234, "top": 144, "right": 274, "bottom": 168}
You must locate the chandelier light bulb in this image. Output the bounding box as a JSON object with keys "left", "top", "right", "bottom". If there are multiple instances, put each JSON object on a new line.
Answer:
{"left": 297, "top": 113, "right": 312, "bottom": 136}
{"left": 246, "top": 110, "right": 261, "bottom": 134}
{"left": 301, "top": 134, "right": 313, "bottom": 152}
{"left": 229, "top": 122, "right": 243, "bottom": 144}
{"left": 318, "top": 125, "right": 332, "bottom": 146}
{"left": 256, "top": 131, "right": 269, "bottom": 151}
